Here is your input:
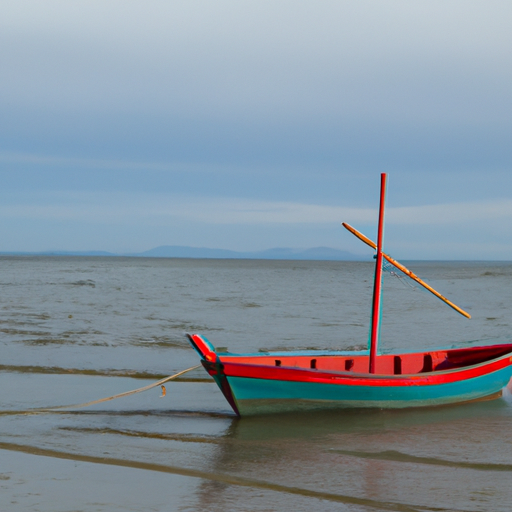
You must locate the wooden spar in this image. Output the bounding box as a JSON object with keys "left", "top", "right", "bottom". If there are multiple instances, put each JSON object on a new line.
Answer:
{"left": 342, "top": 222, "right": 472, "bottom": 319}
{"left": 369, "top": 173, "right": 387, "bottom": 374}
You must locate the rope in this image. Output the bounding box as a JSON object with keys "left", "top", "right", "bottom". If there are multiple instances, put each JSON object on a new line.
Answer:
{"left": 29, "top": 364, "right": 201, "bottom": 414}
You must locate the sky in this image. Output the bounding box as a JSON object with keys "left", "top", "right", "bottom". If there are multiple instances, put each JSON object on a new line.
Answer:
{"left": 1, "top": 1, "right": 512, "bottom": 259}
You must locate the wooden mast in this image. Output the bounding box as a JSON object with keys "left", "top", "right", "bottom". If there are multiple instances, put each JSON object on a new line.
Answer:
{"left": 369, "top": 173, "right": 387, "bottom": 374}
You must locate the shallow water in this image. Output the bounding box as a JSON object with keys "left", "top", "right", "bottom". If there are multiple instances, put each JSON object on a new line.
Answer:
{"left": 1, "top": 256, "right": 512, "bottom": 511}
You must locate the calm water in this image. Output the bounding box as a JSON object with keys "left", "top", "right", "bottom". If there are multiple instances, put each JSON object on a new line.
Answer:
{"left": 1, "top": 256, "right": 512, "bottom": 511}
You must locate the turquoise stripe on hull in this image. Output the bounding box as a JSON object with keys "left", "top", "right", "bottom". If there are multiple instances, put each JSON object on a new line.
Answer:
{"left": 227, "top": 366, "right": 512, "bottom": 415}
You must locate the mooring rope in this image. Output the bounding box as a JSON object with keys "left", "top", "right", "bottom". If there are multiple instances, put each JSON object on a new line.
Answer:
{"left": 26, "top": 364, "right": 201, "bottom": 414}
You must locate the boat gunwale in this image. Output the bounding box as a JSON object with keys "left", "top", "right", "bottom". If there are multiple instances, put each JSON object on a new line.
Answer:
{"left": 214, "top": 348, "right": 512, "bottom": 385}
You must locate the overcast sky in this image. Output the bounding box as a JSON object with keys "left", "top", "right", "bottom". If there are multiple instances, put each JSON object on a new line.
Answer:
{"left": 1, "top": 1, "right": 511, "bottom": 258}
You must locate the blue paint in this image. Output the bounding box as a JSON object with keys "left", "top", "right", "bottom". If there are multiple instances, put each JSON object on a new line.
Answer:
{"left": 226, "top": 365, "right": 512, "bottom": 413}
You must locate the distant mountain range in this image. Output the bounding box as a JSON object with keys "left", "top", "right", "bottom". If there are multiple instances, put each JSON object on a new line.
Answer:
{"left": 0, "top": 245, "right": 368, "bottom": 261}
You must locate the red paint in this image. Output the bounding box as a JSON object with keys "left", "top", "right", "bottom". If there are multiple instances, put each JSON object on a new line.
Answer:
{"left": 220, "top": 349, "right": 512, "bottom": 387}
{"left": 370, "top": 173, "right": 387, "bottom": 373}
{"left": 216, "top": 345, "right": 512, "bottom": 374}
{"left": 208, "top": 344, "right": 512, "bottom": 387}
{"left": 189, "top": 334, "right": 216, "bottom": 361}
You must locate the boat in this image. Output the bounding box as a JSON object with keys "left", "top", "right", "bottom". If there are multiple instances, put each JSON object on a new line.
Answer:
{"left": 187, "top": 174, "right": 512, "bottom": 416}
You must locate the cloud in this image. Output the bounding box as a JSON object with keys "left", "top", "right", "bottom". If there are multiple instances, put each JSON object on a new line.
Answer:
{"left": 1, "top": 1, "right": 511, "bottom": 126}
{"left": 0, "top": 151, "right": 191, "bottom": 172}
{"left": 388, "top": 200, "right": 512, "bottom": 225}
{"left": 0, "top": 2, "right": 510, "bottom": 176}
{"left": 0, "top": 191, "right": 371, "bottom": 225}
{"left": 2, "top": 189, "right": 512, "bottom": 228}
{"left": 1, "top": 2, "right": 511, "bottom": 256}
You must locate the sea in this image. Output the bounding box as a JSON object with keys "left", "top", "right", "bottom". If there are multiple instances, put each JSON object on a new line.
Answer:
{"left": 1, "top": 256, "right": 512, "bottom": 512}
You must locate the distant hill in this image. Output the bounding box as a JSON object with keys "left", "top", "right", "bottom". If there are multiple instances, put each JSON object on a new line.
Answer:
{"left": 136, "top": 246, "right": 241, "bottom": 259}
{"left": 0, "top": 250, "right": 116, "bottom": 256}
{"left": 0, "top": 246, "right": 368, "bottom": 261}
{"left": 133, "top": 245, "right": 366, "bottom": 260}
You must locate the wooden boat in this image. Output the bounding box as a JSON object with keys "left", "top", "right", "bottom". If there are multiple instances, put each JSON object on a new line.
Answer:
{"left": 187, "top": 174, "right": 512, "bottom": 416}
